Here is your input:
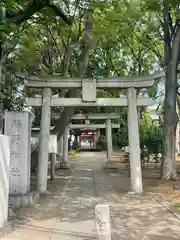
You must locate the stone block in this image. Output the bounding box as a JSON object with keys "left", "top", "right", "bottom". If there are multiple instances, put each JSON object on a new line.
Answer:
{"left": 0, "top": 135, "right": 10, "bottom": 229}
{"left": 82, "top": 79, "right": 96, "bottom": 102}
{"left": 9, "top": 191, "right": 40, "bottom": 209}
{"left": 125, "top": 146, "right": 129, "bottom": 153}
{"left": 95, "top": 204, "right": 111, "bottom": 240}
{"left": 5, "top": 111, "right": 31, "bottom": 195}
{"left": 49, "top": 134, "right": 57, "bottom": 153}
{"left": 60, "top": 161, "right": 70, "bottom": 169}
{"left": 0, "top": 221, "right": 13, "bottom": 238}
{"left": 57, "top": 136, "right": 63, "bottom": 156}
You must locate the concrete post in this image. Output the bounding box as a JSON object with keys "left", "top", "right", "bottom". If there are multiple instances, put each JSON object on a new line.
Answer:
{"left": 0, "top": 135, "right": 10, "bottom": 229}
{"left": 58, "top": 135, "right": 63, "bottom": 161}
{"left": 61, "top": 126, "right": 69, "bottom": 169}
{"left": 77, "top": 136, "right": 80, "bottom": 147}
{"left": 50, "top": 153, "right": 56, "bottom": 181}
{"left": 37, "top": 87, "right": 52, "bottom": 194}
{"left": 127, "top": 87, "right": 143, "bottom": 193}
{"left": 106, "top": 119, "right": 112, "bottom": 166}
{"left": 137, "top": 107, "right": 141, "bottom": 125}
{"left": 95, "top": 204, "right": 111, "bottom": 240}
{"left": 49, "top": 135, "right": 57, "bottom": 181}
{"left": 93, "top": 134, "right": 97, "bottom": 149}
{"left": 85, "top": 119, "right": 90, "bottom": 124}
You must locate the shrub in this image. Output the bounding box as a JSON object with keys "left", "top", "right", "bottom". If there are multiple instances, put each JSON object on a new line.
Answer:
{"left": 96, "top": 135, "right": 106, "bottom": 150}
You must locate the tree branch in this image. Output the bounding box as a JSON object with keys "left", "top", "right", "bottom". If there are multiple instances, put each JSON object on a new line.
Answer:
{"left": 6, "top": 0, "right": 72, "bottom": 25}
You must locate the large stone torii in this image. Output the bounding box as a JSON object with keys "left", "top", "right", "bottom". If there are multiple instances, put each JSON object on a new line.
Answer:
{"left": 24, "top": 72, "right": 162, "bottom": 194}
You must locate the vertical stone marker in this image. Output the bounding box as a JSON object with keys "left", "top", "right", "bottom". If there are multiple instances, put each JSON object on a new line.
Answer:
{"left": 49, "top": 134, "right": 57, "bottom": 154}
{"left": 5, "top": 111, "right": 31, "bottom": 195}
{"left": 0, "top": 135, "right": 10, "bottom": 229}
{"left": 58, "top": 135, "right": 63, "bottom": 155}
{"left": 61, "top": 126, "right": 69, "bottom": 169}
{"left": 105, "top": 119, "right": 112, "bottom": 167}
{"left": 49, "top": 134, "right": 57, "bottom": 180}
{"left": 95, "top": 204, "right": 111, "bottom": 240}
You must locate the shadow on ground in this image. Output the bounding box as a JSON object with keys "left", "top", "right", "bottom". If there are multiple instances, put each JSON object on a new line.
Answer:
{"left": 3, "top": 152, "right": 180, "bottom": 240}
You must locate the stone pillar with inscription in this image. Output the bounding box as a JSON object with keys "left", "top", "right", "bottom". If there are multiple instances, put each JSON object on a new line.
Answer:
{"left": 5, "top": 111, "right": 32, "bottom": 195}
{"left": 0, "top": 135, "right": 10, "bottom": 229}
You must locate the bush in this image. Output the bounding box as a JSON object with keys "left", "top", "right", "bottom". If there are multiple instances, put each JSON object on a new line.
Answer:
{"left": 139, "top": 110, "right": 164, "bottom": 154}
{"left": 96, "top": 135, "right": 106, "bottom": 150}
{"left": 140, "top": 124, "right": 164, "bottom": 154}
{"left": 147, "top": 125, "right": 163, "bottom": 154}
{"left": 114, "top": 128, "right": 128, "bottom": 148}
{"left": 68, "top": 149, "right": 78, "bottom": 156}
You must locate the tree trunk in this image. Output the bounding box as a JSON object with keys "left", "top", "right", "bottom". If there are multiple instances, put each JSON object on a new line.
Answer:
{"left": 0, "top": 46, "right": 4, "bottom": 134}
{"left": 53, "top": 9, "right": 93, "bottom": 140}
{"left": 162, "top": 1, "right": 180, "bottom": 180}
{"left": 176, "top": 122, "right": 180, "bottom": 154}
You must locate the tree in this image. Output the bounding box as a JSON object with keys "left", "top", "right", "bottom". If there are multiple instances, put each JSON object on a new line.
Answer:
{"left": 3, "top": 0, "right": 168, "bottom": 148}
{"left": 0, "top": 0, "right": 72, "bottom": 132}
{"left": 162, "top": 0, "right": 180, "bottom": 180}
{"left": 135, "top": 0, "right": 180, "bottom": 179}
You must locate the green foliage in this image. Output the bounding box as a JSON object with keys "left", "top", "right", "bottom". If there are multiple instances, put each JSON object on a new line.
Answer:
{"left": 113, "top": 124, "right": 128, "bottom": 148}
{"left": 140, "top": 110, "right": 164, "bottom": 154}
{"left": 147, "top": 86, "right": 158, "bottom": 99}
{"left": 139, "top": 110, "right": 152, "bottom": 145}
{"left": 146, "top": 124, "right": 164, "bottom": 154}
{"left": 68, "top": 149, "right": 78, "bottom": 156}
{"left": 111, "top": 110, "right": 164, "bottom": 154}
{"left": 0, "top": 0, "right": 174, "bottom": 124}
{"left": 96, "top": 135, "right": 106, "bottom": 150}
{"left": 0, "top": 82, "right": 8, "bottom": 101}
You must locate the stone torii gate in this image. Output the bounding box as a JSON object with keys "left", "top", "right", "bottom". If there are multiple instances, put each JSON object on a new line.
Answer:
{"left": 56, "top": 113, "right": 122, "bottom": 163}
{"left": 70, "top": 123, "right": 119, "bottom": 158}
{"left": 24, "top": 73, "right": 161, "bottom": 194}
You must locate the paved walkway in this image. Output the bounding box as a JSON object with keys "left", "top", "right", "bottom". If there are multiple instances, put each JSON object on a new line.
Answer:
{"left": 1, "top": 152, "right": 180, "bottom": 239}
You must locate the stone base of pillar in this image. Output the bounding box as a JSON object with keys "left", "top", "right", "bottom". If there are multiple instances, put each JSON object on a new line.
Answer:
{"left": 39, "top": 191, "right": 51, "bottom": 196}
{"left": 104, "top": 161, "right": 118, "bottom": 169}
{"left": 60, "top": 161, "right": 70, "bottom": 169}
{"left": 0, "top": 221, "right": 13, "bottom": 238}
{"left": 8, "top": 191, "right": 40, "bottom": 209}
{"left": 56, "top": 154, "right": 63, "bottom": 168}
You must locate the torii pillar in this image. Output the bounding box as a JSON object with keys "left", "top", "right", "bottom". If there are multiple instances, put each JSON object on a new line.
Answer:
{"left": 58, "top": 135, "right": 64, "bottom": 162}
{"left": 105, "top": 119, "right": 113, "bottom": 166}
{"left": 37, "top": 88, "right": 52, "bottom": 194}
{"left": 127, "top": 88, "right": 143, "bottom": 193}
{"left": 61, "top": 125, "right": 69, "bottom": 169}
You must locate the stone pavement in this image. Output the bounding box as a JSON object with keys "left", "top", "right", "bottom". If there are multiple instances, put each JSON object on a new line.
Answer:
{"left": 1, "top": 152, "right": 180, "bottom": 239}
